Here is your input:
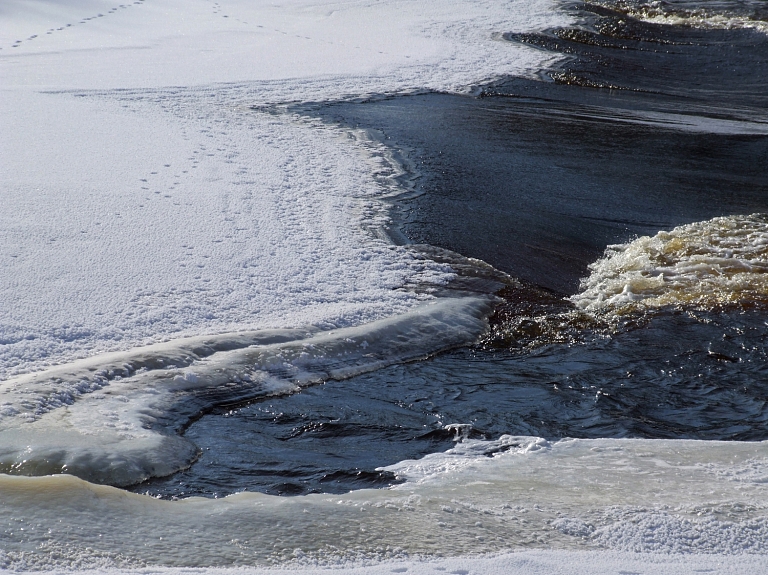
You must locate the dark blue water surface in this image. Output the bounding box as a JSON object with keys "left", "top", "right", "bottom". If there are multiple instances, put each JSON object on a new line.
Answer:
{"left": 132, "top": 0, "right": 768, "bottom": 499}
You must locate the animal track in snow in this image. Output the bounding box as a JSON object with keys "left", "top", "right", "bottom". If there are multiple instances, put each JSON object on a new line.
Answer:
{"left": 201, "top": 0, "right": 389, "bottom": 54}
{"left": 4, "top": 0, "right": 146, "bottom": 50}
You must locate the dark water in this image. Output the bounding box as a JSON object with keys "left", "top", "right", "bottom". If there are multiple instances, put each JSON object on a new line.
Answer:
{"left": 135, "top": 308, "right": 768, "bottom": 498}
{"left": 320, "top": 1, "right": 768, "bottom": 295}
{"left": 132, "top": 0, "right": 768, "bottom": 499}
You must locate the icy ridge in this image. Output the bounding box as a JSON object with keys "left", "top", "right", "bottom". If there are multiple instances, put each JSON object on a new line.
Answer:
{"left": 0, "top": 297, "right": 494, "bottom": 486}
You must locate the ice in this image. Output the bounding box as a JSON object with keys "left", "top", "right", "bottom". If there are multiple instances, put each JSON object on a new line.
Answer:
{"left": 0, "top": 297, "right": 493, "bottom": 486}
{"left": 1, "top": 0, "right": 568, "bottom": 379}
{"left": 1, "top": 437, "right": 767, "bottom": 568}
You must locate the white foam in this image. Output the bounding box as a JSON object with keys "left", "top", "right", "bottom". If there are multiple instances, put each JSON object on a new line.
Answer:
{"left": 570, "top": 214, "right": 768, "bottom": 313}
{"left": 645, "top": 13, "right": 768, "bottom": 34}
{"left": 614, "top": 1, "right": 768, "bottom": 36}
{"left": 584, "top": 0, "right": 768, "bottom": 33}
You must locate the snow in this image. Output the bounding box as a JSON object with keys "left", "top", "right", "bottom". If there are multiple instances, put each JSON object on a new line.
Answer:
{"left": 1, "top": 437, "right": 767, "bottom": 569}
{"left": 0, "top": 89, "right": 457, "bottom": 377}
{"left": 0, "top": 0, "right": 567, "bottom": 91}
{"left": 0, "top": 0, "right": 567, "bottom": 378}
{"left": 4, "top": 552, "right": 763, "bottom": 575}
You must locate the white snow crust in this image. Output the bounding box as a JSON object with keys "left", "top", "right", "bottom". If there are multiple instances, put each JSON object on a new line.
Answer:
{"left": 0, "top": 90, "right": 456, "bottom": 378}
{"left": 0, "top": 0, "right": 567, "bottom": 91}
{"left": 6, "top": 552, "right": 764, "bottom": 575}
{"left": 1, "top": 0, "right": 568, "bottom": 379}
{"left": 2, "top": 437, "right": 768, "bottom": 569}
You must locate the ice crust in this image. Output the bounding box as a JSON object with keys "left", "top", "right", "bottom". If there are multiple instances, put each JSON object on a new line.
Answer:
{"left": 2, "top": 437, "right": 768, "bottom": 569}
{"left": 0, "top": 297, "right": 493, "bottom": 486}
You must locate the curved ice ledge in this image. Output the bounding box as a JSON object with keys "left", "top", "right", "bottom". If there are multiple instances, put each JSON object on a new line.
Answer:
{"left": 3, "top": 435, "right": 768, "bottom": 567}
{"left": 0, "top": 296, "right": 494, "bottom": 487}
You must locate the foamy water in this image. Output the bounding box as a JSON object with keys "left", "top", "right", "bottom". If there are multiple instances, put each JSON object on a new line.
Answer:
{"left": 600, "top": 0, "right": 768, "bottom": 35}
{"left": 571, "top": 214, "right": 768, "bottom": 312}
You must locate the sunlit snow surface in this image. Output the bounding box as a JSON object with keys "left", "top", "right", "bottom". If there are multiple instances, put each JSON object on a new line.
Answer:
{"left": 2, "top": 0, "right": 768, "bottom": 572}
{"left": 0, "top": 0, "right": 566, "bottom": 379}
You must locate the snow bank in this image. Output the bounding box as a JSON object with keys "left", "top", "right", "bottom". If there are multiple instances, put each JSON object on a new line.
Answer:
{"left": 0, "top": 0, "right": 568, "bottom": 91}
{"left": 1, "top": 0, "right": 569, "bottom": 378}
{"left": 2, "top": 437, "right": 767, "bottom": 569}
{"left": 5, "top": 551, "right": 763, "bottom": 575}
